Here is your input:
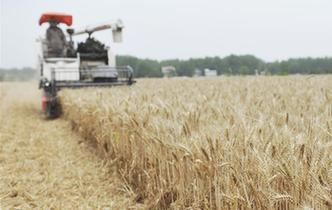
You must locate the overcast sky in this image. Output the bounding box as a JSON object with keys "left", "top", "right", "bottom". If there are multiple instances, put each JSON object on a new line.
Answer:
{"left": 1, "top": 0, "right": 332, "bottom": 68}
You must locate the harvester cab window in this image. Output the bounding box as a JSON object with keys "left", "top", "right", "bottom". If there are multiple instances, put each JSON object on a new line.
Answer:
{"left": 46, "top": 21, "right": 67, "bottom": 58}
{"left": 39, "top": 13, "right": 73, "bottom": 58}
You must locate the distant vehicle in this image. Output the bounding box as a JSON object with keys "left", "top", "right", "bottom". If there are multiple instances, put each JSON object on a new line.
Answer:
{"left": 194, "top": 69, "right": 203, "bottom": 77}
{"left": 161, "top": 66, "right": 177, "bottom": 77}
{"left": 204, "top": 69, "right": 217, "bottom": 77}
{"left": 37, "top": 12, "right": 135, "bottom": 118}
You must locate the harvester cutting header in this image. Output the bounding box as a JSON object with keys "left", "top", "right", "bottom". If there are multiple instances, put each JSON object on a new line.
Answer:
{"left": 37, "top": 12, "right": 135, "bottom": 118}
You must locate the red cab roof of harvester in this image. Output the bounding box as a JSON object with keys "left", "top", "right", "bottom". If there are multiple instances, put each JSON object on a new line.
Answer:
{"left": 39, "top": 12, "right": 72, "bottom": 26}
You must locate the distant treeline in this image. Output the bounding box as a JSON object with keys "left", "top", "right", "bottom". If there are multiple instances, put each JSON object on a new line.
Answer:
{"left": 2, "top": 55, "right": 332, "bottom": 81}
{"left": 117, "top": 55, "right": 332, "bottom": 77}
{"left": 0, "top": 68, "right": 36, "bottom": 81}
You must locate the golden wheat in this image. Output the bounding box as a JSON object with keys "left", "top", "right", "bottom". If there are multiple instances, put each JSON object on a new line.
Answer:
{"left": 60, "top": 76, "right": 332, "bottom": 210}
{"left": 0, "top": 83, "right": 141, "bottom": 209}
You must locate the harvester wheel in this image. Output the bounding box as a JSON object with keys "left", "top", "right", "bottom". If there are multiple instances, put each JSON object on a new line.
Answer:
{"left": 45, "top": 97, "right": 62, "bottom": 118}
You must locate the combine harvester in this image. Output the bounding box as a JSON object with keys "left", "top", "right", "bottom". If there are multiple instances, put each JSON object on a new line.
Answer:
{"left": 37, "top": 12, "right": 135, "bottom": 118}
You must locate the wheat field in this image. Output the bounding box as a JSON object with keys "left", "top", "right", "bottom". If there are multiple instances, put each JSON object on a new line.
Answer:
{"left": 1, "top": 76, "right": 331, "bottom": 209}
{"left": 60, "top": 76, "right": 332, "bottom": 210}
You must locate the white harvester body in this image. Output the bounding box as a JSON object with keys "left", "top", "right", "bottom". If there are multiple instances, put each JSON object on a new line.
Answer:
{"left": 37, "top": 13, "right": 135, "bottom": 118}
{"left": 36, "top": 19, "right": 124, "bottom": 82}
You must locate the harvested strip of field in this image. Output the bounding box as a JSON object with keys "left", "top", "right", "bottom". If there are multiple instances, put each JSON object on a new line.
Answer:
{"left": 61, "top": 76, "right": 332, "bottom": 209}
{"left": 0, "top": 83, "right": 141, "bottom": 209}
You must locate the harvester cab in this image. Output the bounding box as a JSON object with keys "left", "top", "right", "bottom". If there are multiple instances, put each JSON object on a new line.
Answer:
{"left": 37, "top": 12, "right": 135, "bottom": 118}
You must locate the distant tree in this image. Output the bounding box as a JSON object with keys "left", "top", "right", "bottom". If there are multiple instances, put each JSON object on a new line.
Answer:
{"left": 0, "top": 68, "right": 36, "bottom": 81}
{"left": 75, "top": 55, "right": 332, "bottom": 78}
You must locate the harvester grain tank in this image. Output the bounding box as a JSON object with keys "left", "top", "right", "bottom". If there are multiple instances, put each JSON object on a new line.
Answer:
{"left": 37, "top": 12, "right": 135, "bottom": 118}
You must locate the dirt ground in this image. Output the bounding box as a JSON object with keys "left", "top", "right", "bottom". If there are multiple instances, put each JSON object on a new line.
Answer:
{"left": 0, "top": 82, "right": 142, "bottom": 209}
